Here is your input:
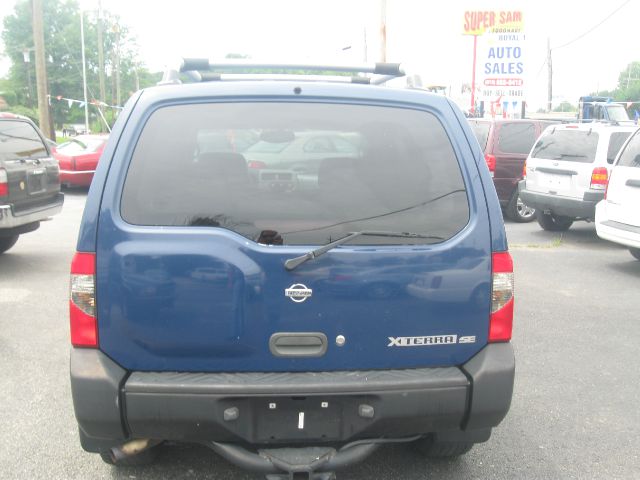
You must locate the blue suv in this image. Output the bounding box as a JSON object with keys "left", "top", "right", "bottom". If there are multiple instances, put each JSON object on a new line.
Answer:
{"left": 70, "top": 60, "right": 515, "bottom": 477}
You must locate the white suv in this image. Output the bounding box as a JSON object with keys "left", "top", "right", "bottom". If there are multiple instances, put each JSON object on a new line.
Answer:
{"left": 595, "top": 129, "right": 640, "bottom": 260}
{"left": 519, "top": 123, "right": 637, "bottom": 231}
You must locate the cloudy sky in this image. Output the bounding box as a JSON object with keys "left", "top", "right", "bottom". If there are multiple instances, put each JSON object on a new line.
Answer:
{"left": 0, "top": 0, "right": 637, "bottom": 111}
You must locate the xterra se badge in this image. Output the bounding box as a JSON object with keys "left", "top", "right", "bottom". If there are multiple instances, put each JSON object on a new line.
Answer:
{"left": 387, "top": 335, "right": 476, "bottom": 346}
{"left": 285, "top": 284, "right": 313, "bottom": 303}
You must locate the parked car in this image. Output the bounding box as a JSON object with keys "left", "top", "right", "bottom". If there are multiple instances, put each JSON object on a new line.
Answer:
{"left": 243, "top": 131, "right": 359, "bottom": 192}
{"left": 468, "top": 118, "right": 555, "bottom": 222}
{"left": 519, "top": 122, "right": 637, "bottom": 231}
{"left": 62, "top": 124, "right": 89, "bottom": 136}
{"left": 69, "top": 60, "right": 515, "bottom": 476}
{"left": 0, "top": 112, "right": 64, "bottom": 254}
{"left": 54, "top": 134, "right": 109, "bottom": 187}
{"left": 44, "top": 138, "right": 58, "bottom": 154}
{"left": 595, "top": 128, "right": 640, "bottom": 260}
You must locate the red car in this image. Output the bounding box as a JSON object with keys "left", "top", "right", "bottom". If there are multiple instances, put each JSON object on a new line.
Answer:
{"left": 55, "top": 134, "right": 108, "bottom": 187}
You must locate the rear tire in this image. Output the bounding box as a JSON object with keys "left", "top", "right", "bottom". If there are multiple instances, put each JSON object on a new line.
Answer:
{"left": 506, "top": 191, "right": 536, "bottom": 222}
{"left": 414, "top": 436, "right": 474, "bottom": 458}
{"left": 630, "top": 248, "right": 640, "bottom": 261}
{"left": 536, "top": 211, "right": 573, "bottom": 231}
{"left": 0, "top": 235, "right": 19, "bottom": 254}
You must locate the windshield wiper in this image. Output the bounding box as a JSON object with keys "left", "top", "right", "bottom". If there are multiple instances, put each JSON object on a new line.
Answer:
{"left": 284, "top": 231, "right": 443, "bottom": 271}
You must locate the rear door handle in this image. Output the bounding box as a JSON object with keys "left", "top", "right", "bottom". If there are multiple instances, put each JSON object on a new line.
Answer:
{"left": 625, "top": 179, "right": 640, "bottom": 188}
{"left": 269, "top": 332, "right": 328, "bottom": 357}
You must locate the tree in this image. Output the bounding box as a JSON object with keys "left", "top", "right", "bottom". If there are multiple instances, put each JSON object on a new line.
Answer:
{"left": 553, "top": 101, "right": 576, "bottom": 113}
{"left": 1, "top": 0, "right": 160, "bottom": 129}
{"left": 613, "top": 62, "right": 640, "bottom": 105}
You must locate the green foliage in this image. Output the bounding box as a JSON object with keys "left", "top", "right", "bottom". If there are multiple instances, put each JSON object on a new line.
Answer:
{"left": 553, "top": 101, "right": 576, "bottom": 112}
{"left": 615, "top": 62, "right": 640, "bottom": 101}
{"left": 6, "top": 104, "right": 38, "bottom": 122}
{"left": 1, "top": 0, "right": 157, "bottom": 128}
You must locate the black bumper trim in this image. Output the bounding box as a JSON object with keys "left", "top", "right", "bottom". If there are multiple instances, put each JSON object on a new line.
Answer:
{"left": 125, "top": 364, "right": 467, "bottom": 395}
{"left": 71, "top": 344, "right": 515, "bottom": 451}
{"left": 519, "top": 181, "right": 602, "bottom": 218}
{"left": 70, "top": 349, "right": 128, "bottom": 446}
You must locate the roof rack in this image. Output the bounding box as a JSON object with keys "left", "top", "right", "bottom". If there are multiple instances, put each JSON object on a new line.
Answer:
{"left": 159, "top": 58, "right": 405, "bottom": 86}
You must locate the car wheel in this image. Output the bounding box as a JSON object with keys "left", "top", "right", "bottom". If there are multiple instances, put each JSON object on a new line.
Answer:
{"left": 629, "top": 248, "right": 640, "bottom": 261}
{"left": 506, "top": 191, "right": 536, "bottom": 222}
{"left": 413, "top": 436, "right": 474, "bottom": 458}
{"left": 536, "top": 211, "right": 574, "bottom": 231}
{"left": 0, "top": 235, "right": 19, "bottom": 254}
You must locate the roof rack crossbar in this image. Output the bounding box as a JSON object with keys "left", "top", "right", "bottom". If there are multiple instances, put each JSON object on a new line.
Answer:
{"left": 179, "top": 58, "right": 405, "bottom": 77}
{"left": 193, "top": 74, "right": 373, "bottom": 84}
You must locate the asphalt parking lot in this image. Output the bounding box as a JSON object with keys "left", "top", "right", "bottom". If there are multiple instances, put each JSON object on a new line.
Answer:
{"left": 1, "top": 190, "right": 639, "bottom": 480}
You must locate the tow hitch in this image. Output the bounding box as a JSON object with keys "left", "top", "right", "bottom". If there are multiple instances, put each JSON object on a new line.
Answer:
{"left": 208, "top": 441, "right": 380, "bottom": 479}
{"left": 208, "top": 436, "right": 422, "bottom": 479}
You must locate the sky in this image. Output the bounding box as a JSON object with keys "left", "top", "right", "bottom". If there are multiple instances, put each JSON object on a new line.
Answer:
{"left": 0, "top": 0, "right": 638, "bottom": 111}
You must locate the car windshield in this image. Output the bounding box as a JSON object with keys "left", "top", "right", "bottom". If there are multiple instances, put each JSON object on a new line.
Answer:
{"left": 0, "top": 120, "right": 48, "bottom": 160}
{"left": 607, "top": 105, "right": 631, "bottom": 122}
{"left": 468, "top": 121, "right": 490, "bottom": 149}
{"left": 57, "top": 136, "right": 105, "bottom": 154}
{"left": 245, "top": 140, "right": 291, "bottom": 154}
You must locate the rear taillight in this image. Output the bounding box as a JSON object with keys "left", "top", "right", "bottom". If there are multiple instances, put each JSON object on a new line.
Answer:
{"left": 522, "top": 160, "right": 527, "bottom": 180}
{"left": 70, "top": 252, "right": 98, "bottom": 347}
{"left": 489, "top": 251, "right": 514, "bottom": 342}
{"left": 248, "top": 160, "right": 267, "bottom": 169}
{"left": 605, "top": 170, "right": 613, "bottom": 200}
{"left": 485, "top": 154, "right": 496, "bottom": 177}
{"left": 590, "top": 167, "right": 608, "bottom": 190}
{"left": 0, "top": 168, "right": 8, "bottom": 197}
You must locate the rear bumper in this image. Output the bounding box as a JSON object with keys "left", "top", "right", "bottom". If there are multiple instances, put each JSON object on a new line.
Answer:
{"left": 519, "top": 181, "right": 602, "bottom": 219}
{"left": 59, "top": 170, "right": 94, "bottom": 187}
{"left": 71, "top": 343, "right": 515, "bottom": 452}
{"left": 595, "top": 202, "right": 640, "bottom": 249}
{"left": 0, "top": 193, "right": 64, "bottom": 231}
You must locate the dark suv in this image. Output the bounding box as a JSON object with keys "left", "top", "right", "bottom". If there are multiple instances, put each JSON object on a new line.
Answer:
{"left": 468, "top": 119, "right": 554, "bottom": 222}
{"left": 70, "top": 61, "right": 515, "bottom": 477}
{"left": 0, "top": 113, "right": 63, "bottom": 253}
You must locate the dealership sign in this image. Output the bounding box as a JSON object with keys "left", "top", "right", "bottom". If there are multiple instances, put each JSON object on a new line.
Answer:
{"left": 463, "top": 10, "right": 526, "bottom": 107}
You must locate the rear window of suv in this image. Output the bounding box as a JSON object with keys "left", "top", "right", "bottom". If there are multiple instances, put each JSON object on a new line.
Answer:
{"left": 497, "top": 122, "right": 536, "bottom": 154}
{"left": 468, "top": 121, "right": 490, "bottom": 149}
{"left": 0, "top": 120, "right": 48, "bottom": 160}
{"left": 121, "top": 102, "right": 469, "bottom": 246}
{"left": 617, "top": 132, "right": 640, "bottom": 168}
{"left": 606, "top": 132, "right": 632, "bottom": 164}
{"left": 531, "top": 129, "right": 599, "bottom": 163}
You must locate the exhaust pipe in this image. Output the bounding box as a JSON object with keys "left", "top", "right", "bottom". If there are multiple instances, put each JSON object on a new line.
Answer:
{"left": 109, "top": 439, "right": 161, "bottom": 463}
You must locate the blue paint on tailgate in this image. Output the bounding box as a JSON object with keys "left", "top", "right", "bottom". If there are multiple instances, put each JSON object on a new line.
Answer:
{"left": 93, "top": 83, "right": 494, "bottom": 372}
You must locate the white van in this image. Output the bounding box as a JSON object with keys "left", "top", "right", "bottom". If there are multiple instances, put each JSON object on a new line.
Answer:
{"left": 595, "top": 129, "right": 640, "bottom": 260}
{"left": 519, "top": 123, "right": 637, "bottom": 231}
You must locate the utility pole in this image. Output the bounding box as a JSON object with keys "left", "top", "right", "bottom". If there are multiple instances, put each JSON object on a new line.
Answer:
{"left": 97, "top": 0, "right": 107, "bottom": 131}
{"left": 111, "top": 24, "right": 121, "bottom": 106}
{"left": 547, "top": 37, "right": 553, "bottom": 113}
{"left": 363, "top": 27, "right": 368, "bottom": 63}
{"left": 32, "top": 0, "right": 53, "bottom": 139}
{"left": 80, "top": 9, "right": 89, "bottom": 134}
{"left": 379, "top": 0, "right": 387, "bottom": 62}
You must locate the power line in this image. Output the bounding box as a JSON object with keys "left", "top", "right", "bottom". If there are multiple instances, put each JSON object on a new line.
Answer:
{"left": 552, "top": 0, "right": 631, "bottom": 51}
